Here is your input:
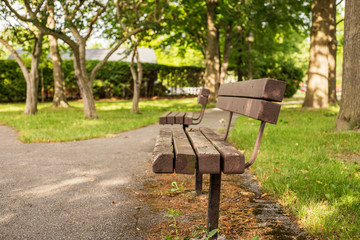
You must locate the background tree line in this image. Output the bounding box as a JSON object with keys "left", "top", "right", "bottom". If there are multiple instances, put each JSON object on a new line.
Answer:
{"left": 0, "top": 0, "right": 359, "bottom": 130}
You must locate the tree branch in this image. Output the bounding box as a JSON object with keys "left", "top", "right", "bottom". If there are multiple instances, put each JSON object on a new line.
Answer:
{"left": 85, "top": 0, "right": 109, "bottom": 40}
{"left": 2, "top": 0, "right": 32, "bottom": 22}
{"left": 0, "top": 38, "right": 29, "bottom": 80}
{"left": 114, "top": 0, "right": 129, "bottom": 31}
{"left": 336, "top": 18, "right": 344, "bottom": 25}
{"left": 336, "top": 0, "right": 344, "bottom": 7}
{"left": 89, "top": 27, "right": 145, "bottom": 84}
{"left": 68, "top": 0, "right": 86, "bottom": 21}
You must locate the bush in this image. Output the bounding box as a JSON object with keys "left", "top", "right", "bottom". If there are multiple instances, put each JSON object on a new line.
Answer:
{"left": 0, "top": 59, "right": 204, "bottom": 102}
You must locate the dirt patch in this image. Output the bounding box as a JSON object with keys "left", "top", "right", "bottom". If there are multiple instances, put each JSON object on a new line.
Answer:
{"left": 139, "top": 164, "right": 313, "bottom": 239}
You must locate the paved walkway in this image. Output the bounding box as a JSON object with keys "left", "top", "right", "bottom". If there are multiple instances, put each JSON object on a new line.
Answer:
{"left": 0, "top": 109, "right": 231, "bottom": 240}
{"left": 0, "top": 109, "right": 305, "bottom": 239}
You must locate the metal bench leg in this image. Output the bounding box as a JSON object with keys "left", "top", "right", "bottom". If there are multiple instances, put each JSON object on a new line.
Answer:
{"left": 195, "top": 169, "right": 203, "bottom": 195}
{"left": 207, "top": 173, "right": 221, "bottom": 239}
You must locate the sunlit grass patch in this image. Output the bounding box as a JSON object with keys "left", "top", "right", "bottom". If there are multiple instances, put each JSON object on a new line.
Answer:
{"left": 0, "top": 98, "right": 210, "bottom": 142}
{"left": 230, "top": 107, "right": 360, "bottom": 238}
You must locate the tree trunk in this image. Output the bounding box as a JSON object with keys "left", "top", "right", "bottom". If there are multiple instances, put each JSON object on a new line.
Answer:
{"left": 219, "top": 24, "right": 232, "bottom": 85}
{"left": 328, "top": 0, "right": 337, "bottom": 104}
{"left": 47, "top": 3, "right": 68, "bottom": 108}
{"left": 205, "top": 0, "right": 220, "bottom": 103}
{"left": 41, "top": 68, "right": 45, "bottom": 103}
{"left": 73, "top": 42, "right": 98, "bottom": 119}
{"left": 336, "top": 0, "right": 360, "bottom": 130}
{"left": 303, "top": 0, "right": 329, "bottom": 108}
{"left": 24, "top": 31, "right": 43, "bottom": 115}
{"left": 130, "top": 45, "right": 143, "bottom": 114}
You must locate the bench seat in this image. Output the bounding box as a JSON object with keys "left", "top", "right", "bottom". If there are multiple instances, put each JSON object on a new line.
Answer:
{"left": 152, "top": 127, "right": 245, "bottom": 174}
{"left": 159, "top": 88, "right": 210, "bottom": 126}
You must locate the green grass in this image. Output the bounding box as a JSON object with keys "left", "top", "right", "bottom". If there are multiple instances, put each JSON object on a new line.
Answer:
{"left": 0, "top": 98, "right": 212, "bottom": 142}
{"left": 230, "top": 104, "right": 360, "bottom": 239}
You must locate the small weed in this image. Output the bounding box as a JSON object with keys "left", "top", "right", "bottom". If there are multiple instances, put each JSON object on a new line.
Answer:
{"left": 187, "top": 225, "right": 219, "bottom": 240}
{"left": 167, "top": 181, "right": 185, "bottom": 194}
{"left": 162, "top": 208, "right": 183, "bottom": 240}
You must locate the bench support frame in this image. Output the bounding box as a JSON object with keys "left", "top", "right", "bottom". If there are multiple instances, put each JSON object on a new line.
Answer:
{"left": 207, "top": 173, "right": 221, "bottom": 239}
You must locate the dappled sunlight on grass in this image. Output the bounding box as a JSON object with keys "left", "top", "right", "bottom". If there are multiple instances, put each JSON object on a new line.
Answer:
{"left": 230, "top": 106, "right": 360, "bottom": 238}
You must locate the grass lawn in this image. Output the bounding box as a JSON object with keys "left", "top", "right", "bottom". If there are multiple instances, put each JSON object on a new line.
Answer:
{"left": 230, "top": 103, "right": 360, "bottom": 239}
{"left": 0, "top": 98, "right": 211, "bottom": 142}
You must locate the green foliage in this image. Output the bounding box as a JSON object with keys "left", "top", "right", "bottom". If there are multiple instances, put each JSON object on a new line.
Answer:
{"left": 0, "top": 59, "right": 204, "bottom": 102}
{"left": 163, "top": 208, "right": 183, "bottom": 240}
{"left": 0, "top": 60, "right": 27, "bottom": 102}
{"left": 167, "top": 181, "right": 185, "bottom": 194}
{"left": 230, "top": 104, "right": 360, "bottom": 238}
{"left": 194, "top": 225, "right": 219, "bottom": 240}
{"left": 158, "top": 64, "right": 204, "bottom": 89}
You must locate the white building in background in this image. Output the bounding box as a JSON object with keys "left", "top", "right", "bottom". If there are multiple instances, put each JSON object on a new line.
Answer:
{"left": 9, "top": 48, "right": 157, "bottom": 64}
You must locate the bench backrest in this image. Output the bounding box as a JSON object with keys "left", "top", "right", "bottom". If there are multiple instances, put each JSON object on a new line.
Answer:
{"left": 197, "top": 88, "right": 210, "bottom": 105}
{"left": 216, "top": 78, "right": 286, "bottom": 124}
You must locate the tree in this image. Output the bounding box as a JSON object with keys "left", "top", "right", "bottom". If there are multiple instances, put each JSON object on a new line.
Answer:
{"left": 160, "top": 0, "right": 310, "bottom": 99}
{"left": 328, "top": 0, "right": 337, "bottom": 104}
{"left": 336, "top": 0, "right": 360, "bottom": 130}
{"left": 303, "top": 0, "right": 329, "bottom": 108}
{"left": 0, "top": 8, "right": 44, "bottom": 115}
{"left": 104, "top": 0, "right": 167, "bottom": 113}
{"left": 129, "top": 40, "right": 143, "bottom": 113}
{"left": 3, "top": 0, "right": 149, "bottom": 118}
{"left": 46, "top": 1, "right": 68, "bottom": 108}
{"left": 204, "top": 0, "right": 220, "bottom": 102}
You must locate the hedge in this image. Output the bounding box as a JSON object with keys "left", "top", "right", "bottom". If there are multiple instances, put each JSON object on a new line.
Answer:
{"left": 0, "top": 59, "right": 204, "bottom": 102}
{"left": 0, "top": 58, "right": 301, "bottom": 102}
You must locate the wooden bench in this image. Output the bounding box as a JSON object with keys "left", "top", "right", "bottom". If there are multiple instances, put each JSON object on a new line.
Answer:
{"left": 159, "top": 88, "right": 210, "bottom": 127}
{"left": 152, "top": 78, "right": 286, "bottom": 239}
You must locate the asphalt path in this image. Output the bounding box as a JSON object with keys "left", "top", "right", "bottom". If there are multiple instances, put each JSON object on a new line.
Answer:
{"left": 0, "top": 109, "right": 230, "bottom": 240}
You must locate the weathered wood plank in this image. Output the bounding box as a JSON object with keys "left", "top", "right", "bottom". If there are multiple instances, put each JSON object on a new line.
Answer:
{"left": 199, "top": 88, "right": 210, "bottom": 97}
{"left": 166, "top": 112, "right": 178, "bottom": 124}
{"left": 184, "top": 112, "right": 193, "bottom": 125}
{"left": 200, "top": 128, "right": 245, "bottom": 174}
{"left": 159, "top": 111, "right": 171, "bottom": 125}
{"left": 216, "top": 97, "right": 281, "bottom": 124}
{"left": 197, "top": 95, "right": 208, "bottom": 105}
{"left": 186, "top": 128, "right": 220, "bottom": 174}
{"left": 152, "top": 129, "right": 174, "bottom": 173}
{"left": 175, "top": 112, "right": 186, "bottom": 124}
{"left": 218, "top": 78, "right": 286, "bottom": 102}
{"left": 173, "top": 128, "right": 196, "bottom": 174}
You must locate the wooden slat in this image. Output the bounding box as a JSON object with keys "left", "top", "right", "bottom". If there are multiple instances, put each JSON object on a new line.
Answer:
{"left": 184, "top": 112, "right": 193, "bottom": 125}
{"left": 186, "top": 128, "right": 220, "bottom": 174}
{"left": 200, "top": 128, "right": 245, "bottom": 174}
{"left": 218, "top": 78, "right": 286, "bottom": 102}
{"left": 176, "top": 112, "right": 186, "bottom": 124}
{"left": 152, "top": 129, "right": 174, "bottom": 173}
{"left": 173, "top": 128, "right": 196, "bottom": 174}
{"left": 166, "top": 112, "right": 178, "bottom": 124}
{"left": 197, "top": 95, "right": 208, "bottom": 105}
{"left": 159, "top": 111, "right": 171, "bottom": 125}
{"left": 216, "top": 97, "right": 281, "bottom": 124}
{"left": 199, "top": 88, "right": 210, "bottom": 97}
